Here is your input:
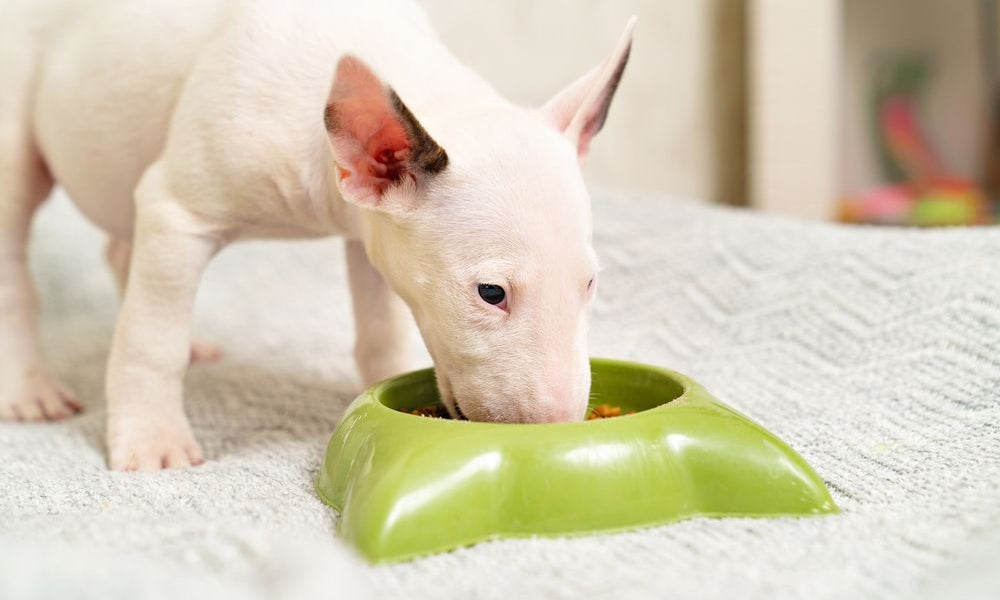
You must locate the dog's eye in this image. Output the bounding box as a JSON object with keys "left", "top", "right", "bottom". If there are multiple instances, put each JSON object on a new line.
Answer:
{"left": 477, "top": 284, "right": 506, "bottom": 306}
{"left": 587, "top": 278, "right": 595, "bottom": 291}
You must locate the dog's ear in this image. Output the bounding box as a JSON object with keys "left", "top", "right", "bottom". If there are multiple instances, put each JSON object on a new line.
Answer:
{"left": 542, "top": 16, "right": 636, "bottom": 160}
{"left": 325, "top": 55, "right": 448, "bottom": 211}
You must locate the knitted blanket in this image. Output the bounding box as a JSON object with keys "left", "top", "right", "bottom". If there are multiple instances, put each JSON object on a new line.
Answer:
{"left": 2, "top": 190, "right": 998, "bottom": 600}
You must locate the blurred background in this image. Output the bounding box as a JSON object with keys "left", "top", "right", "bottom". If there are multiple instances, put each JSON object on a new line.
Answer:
{"left": 423, "top": 0, "right": 1000, "bottom": 226}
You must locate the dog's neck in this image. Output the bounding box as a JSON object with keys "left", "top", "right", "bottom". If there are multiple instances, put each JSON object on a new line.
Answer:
{"left": 365, "top": 23, "right": 511, "bottom": 125}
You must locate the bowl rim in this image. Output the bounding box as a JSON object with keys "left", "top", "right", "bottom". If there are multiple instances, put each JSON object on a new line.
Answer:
{"left": 359, "top": 357, "right": 698, "bottom": 429}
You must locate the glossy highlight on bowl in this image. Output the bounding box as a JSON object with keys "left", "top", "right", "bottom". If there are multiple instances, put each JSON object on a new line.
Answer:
{"left": 316, "top": 358, "right": 838, "bottom": 562}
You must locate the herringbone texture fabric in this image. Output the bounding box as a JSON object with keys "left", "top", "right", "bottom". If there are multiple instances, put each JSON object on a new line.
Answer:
{"left": 1, "top": 190, "right": 998, "bottom": 599}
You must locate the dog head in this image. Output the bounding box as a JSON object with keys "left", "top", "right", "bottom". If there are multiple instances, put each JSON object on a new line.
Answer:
{"left": 325, "top": 18, "right": 635, "bottom": 422}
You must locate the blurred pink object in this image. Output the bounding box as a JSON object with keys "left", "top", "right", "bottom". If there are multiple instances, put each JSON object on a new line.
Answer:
{"left": 855, "top": 184, "right": 912, "bottom": 221}
{"left": 881, "top": 95, "right": 945, "bottom": 182}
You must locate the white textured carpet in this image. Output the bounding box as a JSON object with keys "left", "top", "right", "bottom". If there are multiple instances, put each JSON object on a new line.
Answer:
{"left": 2, "top": 189, "right": 999, "bottom": 599}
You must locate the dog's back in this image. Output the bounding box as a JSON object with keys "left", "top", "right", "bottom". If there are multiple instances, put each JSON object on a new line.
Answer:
{"left": 6, "top": 0, "right": 471, "bottom": 236}
{"left": 4, "top": 0, "right": 237, "bottom": 235}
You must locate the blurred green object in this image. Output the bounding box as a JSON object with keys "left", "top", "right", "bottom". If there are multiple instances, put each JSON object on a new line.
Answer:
{"left": 316, "top": 359, "right": 839, "bottom": 563}
{"left": 912, "top": 192, "right": 980, "bottom": 226}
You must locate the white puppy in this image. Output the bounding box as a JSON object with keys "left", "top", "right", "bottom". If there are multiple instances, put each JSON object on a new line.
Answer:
{"left": 0, "top": 0, "right": 635, "bottom": 470}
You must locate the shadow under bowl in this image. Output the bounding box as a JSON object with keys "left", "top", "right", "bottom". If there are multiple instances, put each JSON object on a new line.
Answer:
{"left": 316, "top": 358, "right": 838, "bottom": 562}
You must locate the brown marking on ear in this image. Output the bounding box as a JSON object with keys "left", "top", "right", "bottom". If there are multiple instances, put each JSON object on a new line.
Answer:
{"left": 587, "top": 38, "right": 632, "bottom": 136}
{"left": 324, "top": 104, "right": 338, "bottom": 132}
{"left": 389, "top": 88, "right": 449, "bottom": 174}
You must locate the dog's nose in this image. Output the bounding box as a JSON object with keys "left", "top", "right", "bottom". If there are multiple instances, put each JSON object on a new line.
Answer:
{"left": 537, "top": 388, "right": 587, "bottom": 423}
{"left": 542, "top": 404, "right": 582, "bottom": 423}
{"left": 533, "top": 366, "right": 589, "bottom": 422}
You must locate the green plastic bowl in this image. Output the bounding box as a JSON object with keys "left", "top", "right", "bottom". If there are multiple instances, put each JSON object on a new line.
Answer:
{"left": 317, "top": 358, "right": 838, "bottom": 562}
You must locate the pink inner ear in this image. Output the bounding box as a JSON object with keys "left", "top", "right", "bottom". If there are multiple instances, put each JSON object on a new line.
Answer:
{"left": 327, "top": 57, "right": 415, "bottom": 199}
{"left": 359, "top": 121, "right": 412, "bottom": 190}
{"left": 331, "top": 101, "right": 413, "bottom": 193}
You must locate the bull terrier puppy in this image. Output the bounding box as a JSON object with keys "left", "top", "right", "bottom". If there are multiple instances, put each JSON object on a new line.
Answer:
{"left": 0, "top": 0, "right": 635, "bottom": 470}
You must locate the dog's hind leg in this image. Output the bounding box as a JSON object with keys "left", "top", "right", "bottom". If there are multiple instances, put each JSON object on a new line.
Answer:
{"left": 0, "top": 121, "right": 83, "bottom": 420}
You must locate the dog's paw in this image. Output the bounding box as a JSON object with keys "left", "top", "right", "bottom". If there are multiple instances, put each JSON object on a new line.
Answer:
{"left": 107, "top": 413, "right": 204, "bottom": 471}
{"left": 190, "top": 339, "right": 223, "bottom": 364}
{"left": 0, "top": 366, "right": 83, "bottom": 421}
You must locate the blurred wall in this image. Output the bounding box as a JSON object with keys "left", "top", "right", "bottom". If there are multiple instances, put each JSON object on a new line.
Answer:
{"left": 420, "top": 0, "right": 747, "bottom": 205}
{"left": 748, "top": 0, "right": 842, "bottom": 218}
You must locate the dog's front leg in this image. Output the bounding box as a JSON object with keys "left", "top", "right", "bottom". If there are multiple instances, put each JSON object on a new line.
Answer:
{"left": 345, "top": 239, "right": 416, "bottom": 386}
{"left": 105, "top": 164, "right": 221, "bottom": 471}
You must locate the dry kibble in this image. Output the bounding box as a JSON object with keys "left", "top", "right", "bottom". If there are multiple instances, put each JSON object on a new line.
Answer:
{"left": 405, "top": 403, "right": 635, "bottom": 420}
{"left": 587, "top": 404, "right": 635, "bottom": 420}
{"left": 410, "top": 404, "right": 450, "bottom": 418}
